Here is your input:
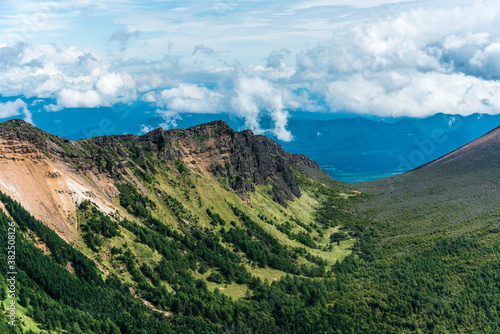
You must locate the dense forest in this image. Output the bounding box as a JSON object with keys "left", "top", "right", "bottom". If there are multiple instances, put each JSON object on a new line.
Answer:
{"left": 3, "top": 179, "right": 500, "bottom": 333}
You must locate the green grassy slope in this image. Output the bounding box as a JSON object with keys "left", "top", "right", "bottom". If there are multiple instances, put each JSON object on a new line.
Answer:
{"left": 334, "top": 128, "right": 500, "bottom": 332}
{"left": 0, "top": 174, "right": 360, "bottom": 333}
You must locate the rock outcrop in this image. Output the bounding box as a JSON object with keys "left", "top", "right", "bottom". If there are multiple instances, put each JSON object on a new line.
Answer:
{"left": 133, "top": 120, "right": 326, "bottom": 206}
{"left": 0, "top": 119, "right": 328, "bottom": 211}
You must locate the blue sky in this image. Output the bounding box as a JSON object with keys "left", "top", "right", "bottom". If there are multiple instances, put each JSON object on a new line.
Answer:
{"left": 0, "top": 0, "right": 499, "bottom": 140}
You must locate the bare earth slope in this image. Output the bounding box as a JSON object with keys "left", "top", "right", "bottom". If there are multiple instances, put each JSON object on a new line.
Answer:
{"left": 0, "top": 133, "right": 117, "bottom": 242}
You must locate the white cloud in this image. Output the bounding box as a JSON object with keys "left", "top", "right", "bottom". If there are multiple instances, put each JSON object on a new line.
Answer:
{"left": 324, "top": 72, "right": 500, "bottom": 117}
{"left": 294, "top": 1, "right": 500, "bottom": 117}
{"left": 232, "top": 76, "right": 294, "bottom": 141}
{"left": 443, "top": 32, "right": 490, "bottom": 50}
{"left": 448, "top": 116, "right": 456, "bottom": 127}
{"left": 266, "top": 49, "right": 290, "bottom": 69}
{"left": 0, "top": 44, "right": 140, "bottom": 110}
{"left": 57, "top": 88, "right": 102, "bottom": 109}
{"left": 470, "top": 43, "right": 500, "bottom": 79}
{"left": 2, "top": 0, "right": 500, "bottom": 138}
{"left": 139, "top": 124, "right": 154, "bottom": 134}
{"left": 0, "top": 98, "right": 32, "bottom": 123}
{"left": 154, "top": 83, "right": 223, "bottom": 114}
{"left": 156, "top": 109, "right": 181, "bottom": 130}
{"left": 96, "top": 72, "right": 136, "bottom": 101}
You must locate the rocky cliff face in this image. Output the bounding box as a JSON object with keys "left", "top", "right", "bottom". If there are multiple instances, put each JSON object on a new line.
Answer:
{"left": 0, "top": 119, "right": 78, "bottom": 159}
{"left": 113, "top": 120, "right": 326, "bottom": 206}
{"left": 0, "top": 119, "right": 328, "bottom": 210}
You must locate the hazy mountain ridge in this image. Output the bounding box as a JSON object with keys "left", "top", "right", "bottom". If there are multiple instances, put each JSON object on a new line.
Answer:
{"left": 277, "top": 113, "right": 500, "bottom": 181}
{"left": 419, "top": 124, "right": 500, "bottom": 170}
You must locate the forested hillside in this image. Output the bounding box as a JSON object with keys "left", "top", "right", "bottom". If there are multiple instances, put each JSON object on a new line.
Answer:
{"left": 0, "top": 119, "right": 356, "bottom": 333}
{"left": 0, "top": 174, "right": 362, "bottom": 333}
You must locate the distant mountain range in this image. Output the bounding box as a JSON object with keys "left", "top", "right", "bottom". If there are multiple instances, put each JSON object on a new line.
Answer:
{"left": 278, "top": 113, "right": 500, "bottom": 182}
{"left": 4, "top": 107, "right": 500, "bottom": 182}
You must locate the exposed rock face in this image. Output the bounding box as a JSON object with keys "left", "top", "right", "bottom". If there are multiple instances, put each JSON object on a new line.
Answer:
{"left": 133, "top": 120, "right": 326, "bottom": 206}
{"left": 0, "top": 120, "right": 121, "bottom": 242}
{"left": 0, "top": 119, "right": 328, "bottom": 208}
{"left": 0, "top": 119, "right": 77, "bottom": 159}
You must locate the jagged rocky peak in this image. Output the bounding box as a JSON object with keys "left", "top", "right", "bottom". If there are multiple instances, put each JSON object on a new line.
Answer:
{"left": 137, "top": 127, "right": 167, "bottom": 143}
{"left": 0, "top": 119, "right": 44, "bottom": 140}
{"left": 187, "top": 119, "right": 235, "bottom": 136}
{"left": 0, "top": 119, "right": 57, "bottom": 140}
{"left": 133, "top": 120, "right": 327, "bottom": 206}
{"left": 0, "top": 118, "right": 329, "bottom": 207}
{"left": 0, "top": 118, "right": 75, "bottom": 157}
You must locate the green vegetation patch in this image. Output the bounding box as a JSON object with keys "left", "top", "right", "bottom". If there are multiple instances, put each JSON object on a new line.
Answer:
{"left": 116, "top": 182, "right": 156, "bottom": 218}
{"left": 77, "top": 200, "right": 121, "bottom": 252}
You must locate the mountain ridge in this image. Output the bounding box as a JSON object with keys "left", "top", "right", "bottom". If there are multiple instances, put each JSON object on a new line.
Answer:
{"left": 418, "top": 123, "right": 500, "bottom": 170}
{"left": 0, "top": 118, "right": 328, "bottom": 203}
{"left": 9, "top": 111, "right": 500, "bottom": 182}
{"left": 0, "top": 118, "right": 330, "bottom": 244}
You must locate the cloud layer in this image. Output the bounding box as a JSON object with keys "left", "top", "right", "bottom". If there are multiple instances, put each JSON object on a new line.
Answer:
{"left": 0, "top": 99, "right": 32, "bottom": 123}
{"left": 0, "top": 1, "right": 500, "bottom": 139}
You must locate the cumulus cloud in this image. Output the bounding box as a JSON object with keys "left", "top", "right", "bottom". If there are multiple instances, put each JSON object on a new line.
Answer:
{"left": 57, "top": 89, "right": 101, "bottom": 109}
{"left": 151, "top": 83, "right": 223, "bottom": 114}
{"left": 156, "top": 109, "right": 181, "bottom": 130}
{"left": 294, "top": 1, "right": 500, "bottom": 117}
{"left": 232, "top": 76, "right": 294, "bottom": 141}
{"left": 51, "top": 71, "right": 138, "bottom": 111}
{"left": 325, "top": 72, "right": 500, "bottom": 117}
{"left": 266, "top": 49, "right": 290, "bottom": 68}
{"left": 470, "top": 43, "right": 500, "bottom": 80}
{"left": 96, "top": 72, "right": 137, "bottom": 101}
{"left": 139, "top": 124, "right": 154, "bottom": 135}
{"left": 0, "top": 44, "right": 140, "bottom": 111}
{"left": 0, "top": 98, "right": 32, "bottom": 123}
{"left": 443, "top": 32, "right": 490, "bottom": 51}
